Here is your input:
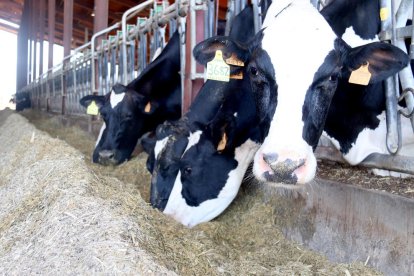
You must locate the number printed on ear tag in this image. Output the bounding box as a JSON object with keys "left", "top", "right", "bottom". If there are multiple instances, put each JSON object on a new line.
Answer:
{"left": 87, "top": 101, "right": 99, "bottom": 115}
{"left": 206, "top": 50, "right": 230, "bottom": 82}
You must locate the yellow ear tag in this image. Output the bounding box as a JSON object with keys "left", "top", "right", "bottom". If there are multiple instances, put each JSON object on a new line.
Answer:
{"left": 206, "top": 50, "right": 230, "bottom": 82}
{"left": 217, "top": 132, "right": 227, "bottom": 151}
{"left": 225, "top": 53, "right": 245, "bottom": 67}
{"left": 86, "top": 101, "right": 99, "bottom": 115}
{"left": 230, "top": 71, "right": 243, "bottom": 80}
{"left": 144, "top": 102, "right": 151, "bottom": 113}
{"left": 380, "top": 8, "right": 388, "bottom": 21}
{"left": 349, "top": 62, "right": 371, "bottom": 86}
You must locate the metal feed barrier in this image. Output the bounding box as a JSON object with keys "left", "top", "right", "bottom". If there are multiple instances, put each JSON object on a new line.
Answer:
{"left": 16, "top": 0, "right": 414, "bottom": 175}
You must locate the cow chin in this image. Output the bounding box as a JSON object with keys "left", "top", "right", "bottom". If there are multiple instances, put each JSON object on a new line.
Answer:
{"left": 252, "top": 148, "right": 317, "bottom": 186}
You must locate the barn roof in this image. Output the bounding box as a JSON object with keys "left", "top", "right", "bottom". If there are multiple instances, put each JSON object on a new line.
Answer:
{"left": 0, "top": 0, "right": 229, "bottom": 48}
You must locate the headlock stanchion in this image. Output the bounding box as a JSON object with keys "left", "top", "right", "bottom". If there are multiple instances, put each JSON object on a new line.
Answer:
{"left": 379, "top": 0, "right": 414, "bottom": 152}
{"left": 16, "top": 0, "right": 413, "bottom": 174}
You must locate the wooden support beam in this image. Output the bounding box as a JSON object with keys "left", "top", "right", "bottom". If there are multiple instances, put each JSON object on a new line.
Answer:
{"left": 63, "top": 0, "right": 74, "bottom": 115}
{"left": 63, "top": 0, "right": 73, "bottom": 57}
{"left": 39, "top": 0, "right": 45, "bottom": 75}
{"left": 32, "top": 0, "right": 38, "bottom": 81}
{"left": 48, "top": 0, "right": 56, "bottom": 69}
{"left": 16, "top": 0, "right": 29, "bottom": 90}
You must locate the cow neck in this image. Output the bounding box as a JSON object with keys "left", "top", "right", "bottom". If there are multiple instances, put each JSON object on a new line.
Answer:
{"left": 185, "top": 79, "right": 245, "bottom": 126}
{"left": 126, "top": 32, "right": 180, "bottom": 98}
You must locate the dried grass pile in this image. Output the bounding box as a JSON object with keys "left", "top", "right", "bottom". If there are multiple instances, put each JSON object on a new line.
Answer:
{"left": 0, "top": 110, "right": 381, "bottom": 275}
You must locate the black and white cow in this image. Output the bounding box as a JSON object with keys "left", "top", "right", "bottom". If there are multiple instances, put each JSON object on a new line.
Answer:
{"left": 249, "top": 0, "right": 410, "bottom": 184}
{"left": 79, "top": 30, "right": 181, "bottom": 165}
{"left": 148, "top": 4, "right": 275, "bottom": 227}
{"left": 319, "top": 0, "right": 414, "bottom": 177}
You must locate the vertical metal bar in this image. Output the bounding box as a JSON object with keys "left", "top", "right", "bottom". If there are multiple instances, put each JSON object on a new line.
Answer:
{"left": 411, "top": 0, "right": 414, "bottom": 60}
{"left": 394, "top": 0, "right": 414, "bottom": 130}
{"left": 110, "top": 39, "right": 116, "bottom": 87}
{"left": 381, "top": 0, "right": 401, "bottom": 154}
{"left": 225, "top": 0, "right": 234, "bottom": 35}
{"left": 98, "top": 50, "right": 103, "bottom": 95}
{"left": 251, "top": 0, "right": 261, "bottom": 34}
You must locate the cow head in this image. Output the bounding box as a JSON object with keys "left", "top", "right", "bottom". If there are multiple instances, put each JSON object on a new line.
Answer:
{"left": 193, "top": 31, "right": 277, "bottom": 129}
{"left": 79, "top": 83, "right": 159, "bottom": 165}
{"left": 252, "top": 0, "right": 409, "bottom": 185}
{"left": 163, "top": 114, "right": 258, "bottom": 228}
{"left": 149, "top": 120, "right": 191, "bottom": 210}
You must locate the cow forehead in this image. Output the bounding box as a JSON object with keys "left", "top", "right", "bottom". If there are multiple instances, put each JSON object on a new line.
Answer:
{"left": 260, "top": 0, "right": 337, "bottom": 147}
{"left": 262, "top": 0, "right": 337, "bottom": 87}
{"left": 183, "top": 130, "right": 202, "bottom": 155}
{"left": 110, "top": 91, "right": 126, "bottom": 109}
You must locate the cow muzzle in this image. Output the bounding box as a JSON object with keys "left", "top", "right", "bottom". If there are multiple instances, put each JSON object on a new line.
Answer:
{"left": 253, "top": 149, "right": 316, "bottom": 185}
{"left": 98, "top": 150, "right": 118, "bottom": 165}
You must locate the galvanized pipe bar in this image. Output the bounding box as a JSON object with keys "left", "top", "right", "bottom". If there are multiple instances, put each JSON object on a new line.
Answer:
{"left": 91, "top": 23, "right": 120, "bottom": 93}
{"left": 121, "top": 0, "right": 155, "bottom": 85}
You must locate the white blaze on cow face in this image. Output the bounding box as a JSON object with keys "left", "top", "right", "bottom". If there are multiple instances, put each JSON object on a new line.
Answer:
{"left": 110, "top": 90, "right": 125, "bottom": 109}
{"left": 154, "top": 136, "right": 169, "bottom": 160}
{"left": 163, "top": 139, "right": 258, "bottom": 228}
{"left": 253, "top": 0, "right": 338, "bottom": 185}
{"left": 182, "top": 130, "right": 202, "bottom": 155}
{"left": 95, "top": 122, "right": 106, "bottom": 147}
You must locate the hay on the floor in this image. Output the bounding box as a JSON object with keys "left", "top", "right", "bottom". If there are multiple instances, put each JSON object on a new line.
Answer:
{"left": 0, "top": 110, "right": 381, "bottom": 275}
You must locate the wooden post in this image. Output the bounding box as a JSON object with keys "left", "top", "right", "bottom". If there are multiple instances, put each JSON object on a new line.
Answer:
{"left": 47, "top": 0, "right": 56, "bottom": 112}
{"left": 32, "top": 1, "right": 38, "bottom": 81}
{"left": 62, "top": 0, "right": 74, "bottom": 115}
{"left": 38, "top": 0, "right": 45, "bottom": 76}
{"left": 48, "top": 0, "right": 55, "bottom": 69}
{"left": 16, "top": 0, "right": 30, "bottom": 90}
{"left": 93, "top": 0, "right": 109, "bottom": 95}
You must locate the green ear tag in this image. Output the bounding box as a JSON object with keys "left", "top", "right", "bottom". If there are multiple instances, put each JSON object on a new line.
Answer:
{"left": 87, "top": 101, "right": 99, "bottom": 115}
{"left": 206, "top": 50, "right": 230, "bottom": 82}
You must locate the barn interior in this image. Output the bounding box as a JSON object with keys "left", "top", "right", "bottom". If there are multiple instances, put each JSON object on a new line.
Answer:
{"left": 0, "top": 0, "right": 414, "bottom": 275}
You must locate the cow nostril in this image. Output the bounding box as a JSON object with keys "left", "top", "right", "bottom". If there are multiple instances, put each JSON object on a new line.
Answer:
{"left": 270, "top": 158, "right": 305, "bottom": 174}
{"left": 263, "top": 153, "right": 279, "bottom": 165}
{"left": 99, "top": 150, "right": 115, "bottom": 160}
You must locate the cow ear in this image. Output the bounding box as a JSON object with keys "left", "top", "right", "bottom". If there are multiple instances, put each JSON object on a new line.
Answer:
{"left": 342, "top": 41, "right": 409, "bottom": 84}
{"left": 208, "top": 113, "right": 236, "bottom": 152}
{"left": 193, "top": 36, "right": 249, "bottom": 66}
{"left": 131, "top": 92, "right": 159, "bottom": 115}
{"left": 112, "top": 83, "right": 128, "bottom": 94}
{"left": 141, "top": 100, "right": 160, "bottom": 115}
{"left": 79, "top": 95, "right": 105, "bottom": 108}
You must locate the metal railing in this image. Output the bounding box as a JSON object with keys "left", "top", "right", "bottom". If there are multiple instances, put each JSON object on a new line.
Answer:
{"left": 16, "top": 0, "right": 414, "bottom": 174}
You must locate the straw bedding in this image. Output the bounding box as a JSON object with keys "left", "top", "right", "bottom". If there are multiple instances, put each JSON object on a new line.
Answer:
{"left": 0, "top": 109, "right": 380, "bottom": 275}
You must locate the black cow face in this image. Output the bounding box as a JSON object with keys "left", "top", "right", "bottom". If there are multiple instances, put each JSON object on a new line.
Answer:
{"left": 161, "top": 114, "right": 259, "bottom": 228}
{"left": 193, "top": 30, "right": 277, "bottom": 128}
{"left": 79, "top": 84, "right": 158, "bottom": 165}
{"left": 149, "top": 120, "right": 190, "bottom": 210}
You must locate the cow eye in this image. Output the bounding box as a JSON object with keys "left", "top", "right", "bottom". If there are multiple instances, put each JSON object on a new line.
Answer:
{"left": 250, "top": 66, "right": 258, "bottom": 76}
{"left": 329, "top": 72, "right": 340, "bottom": 82}
{"left": 183, "top": 167, "right": 192, "bottom": 175}
{"left": 124, "top": 114, "right": 133, "bottom": 121}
